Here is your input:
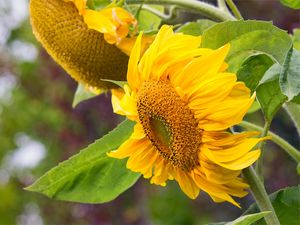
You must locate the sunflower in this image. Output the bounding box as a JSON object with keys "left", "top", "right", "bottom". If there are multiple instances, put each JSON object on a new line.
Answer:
{"left": 108, "top": 25, "right": 266, "bottom": 207}
{"left": 30, "top": 0, "right": 129, "bottom": 89}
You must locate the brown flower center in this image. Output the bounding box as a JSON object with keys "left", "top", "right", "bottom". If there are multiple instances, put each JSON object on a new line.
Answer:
{"left": 137, "top": 80, "right": 202, "bottom": 171}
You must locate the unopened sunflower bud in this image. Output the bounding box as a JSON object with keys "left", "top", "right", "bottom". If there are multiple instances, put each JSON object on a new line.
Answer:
{"left": 29, "top": 0, "right": 129, "bottom": 89}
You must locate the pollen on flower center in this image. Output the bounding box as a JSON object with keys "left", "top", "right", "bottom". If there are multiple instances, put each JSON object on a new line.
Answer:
{"left": 137, "top": 80, "right": 202, "bottom": 171}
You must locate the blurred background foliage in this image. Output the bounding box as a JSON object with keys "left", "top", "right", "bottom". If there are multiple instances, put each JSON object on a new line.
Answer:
{"left": 0, "top": 0, "right": 299, "bottom": 225}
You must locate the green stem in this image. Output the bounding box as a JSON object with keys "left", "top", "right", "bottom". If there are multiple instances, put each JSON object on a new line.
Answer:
{"left": 239, "top": 121, "right": 300, "bottom": 163}
{"left": 255, "top": 120, "right": 271, "bottom": 181}
{"left": 243, "top": 167, "right": 281, "bottom": 225}
{"left": 225, "top": 0, "right": 243, "bottom": 20}
{"left": 141, "top": 5, "right": 177, "bottom": 20}
{"left": 126, "top": 0, "right": 236, "bottom": 21}
{"left": 217, "top": 0, "right": 230, "bottom": 13}
{"left": 284, "top": 102, "right": 300, "bottom": 138}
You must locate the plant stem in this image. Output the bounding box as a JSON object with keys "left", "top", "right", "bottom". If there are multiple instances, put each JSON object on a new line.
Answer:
{"left": 225, "top": 0, "right": 243, "bottom": 20}
{"left": 255, "top": 120, "right": 271, "bottom": 181}
{"left": 284, "top": 102, "right": 300, "bottom": 138}
{"left": 217, "top": 0, "right": 230, "bottom": 13}
{"left": 239, "top": 121, "right": 300, "bottom": 163}
{"left": 141, "top": 5, "right": 176, "bottom": 20}
{"left": 243, "top": 167, "right": 281, "bottom": 225}
{"left": 126, "top": 0, "right": 236, "bottom": 21}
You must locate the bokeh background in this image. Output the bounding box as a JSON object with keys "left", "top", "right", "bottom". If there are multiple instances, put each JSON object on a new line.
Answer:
{"left": 0, "top": 0, "right": 299, "bottom": 225}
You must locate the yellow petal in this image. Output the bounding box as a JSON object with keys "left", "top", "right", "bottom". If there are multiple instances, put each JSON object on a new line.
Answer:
{"left": 107, "top": 137, "right": 150, "bottom": 159}
{"left": 202, "top": 137, "right": 265, "bottom": 163}
{"left": 174, "top": 169, "right": 200, "bottom": 199}
{"left": 196, "top": 84, "right": 255, "bottom": 131}
{"left": 83, "top": 9, "right": 116, "bottom": 35}
{"left": 111, "top": 85, "right": 138, "bottom": 120}
{"left": 127, "top": 33, "right": 143, "bottom": 91}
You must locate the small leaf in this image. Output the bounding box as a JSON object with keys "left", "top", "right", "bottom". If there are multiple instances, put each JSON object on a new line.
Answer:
{"left": 280, "top": 0, "right": 300, "bottom": 9}
{"left": 201, "top": 20, "right": 292, "bottom": 72}
{"left": 207, "top": 212, "right": 271, "bottom": 225}
{"left": 244, "top": 186, "right": 300, "bottom": 225}
{"left": 26, "top": 120, "right": 140, "bottom": 204}
{"left": 256, "top": 64, "right": 287, "bottom": 121}
{"left": 72, "top": 83, "right": 101, "bottom": 108}
{"left": 237, "top": 54, "right": 274, "bottom": 93}
{"left": 279, "top": 47, "right": 300, "bottom": 101}
{"left": 176, "top": 19, "right": 216, "bottom": 36}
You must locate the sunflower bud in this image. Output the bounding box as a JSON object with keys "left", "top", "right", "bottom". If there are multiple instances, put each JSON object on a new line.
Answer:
{"left": 29, "top": 0, "right": 129, "bottom": 89}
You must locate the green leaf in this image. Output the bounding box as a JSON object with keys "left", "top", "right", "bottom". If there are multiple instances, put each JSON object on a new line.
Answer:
{"left": 72, "top": 83, "right": 101, "bottom": 108}
{"left": 207, "top": 212, "right": 271, "bottom": 225}
{"left": 88, "top": 0, "right": 111, "bottom": 10}
{"left": 26, "top": 120, "right": 140, "bottom": 203}
{"left": 247, "top": 101, "right": 261, "bottom": 114}
{"left": 128, "top": 5, "right": 163, "bottom": 32}
{"left": 176, "top": 19, "right": 216, "bottom": 36}
{"left": 244, "top": 186, "right": 300, "bottom": 225}
{"left": 256, "top": 64, "right": 287, "bottom": 121}
{"left": 138, "top": 6, "right": 163, "bottom": 32}
{"left": 237, "top": 54, "right": 274, "bottom": 93}
{"left": 279, "top": 47, "right": 300, "bottom": 101}
{"left": 280, "top": 0, "right": 300, "bottom": 9}
{"left": 292, "top": 28, "right": 300, "bottom": 50}
{"left": 201, "top": 20, "right": 292, "bottom": 72}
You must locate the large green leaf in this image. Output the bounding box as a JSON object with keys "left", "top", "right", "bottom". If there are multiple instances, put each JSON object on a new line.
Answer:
{"left": 26, "top": 120, "right": 140, "bottom": 203}
{"left": 244, "top": 186, "right": 300, "bottom": 225}
{"left": 279, "top": 47, "right": 300, "bottom": 101}
{"left": 280, "top": 0, "right": 300, "bottom": 9}
{"left": 256, "top": 64, "right": 287, "bottom": 121}
{"left": 201, "top": 20, "right": 292, "bottom": 72}
{"left": 207, "top": 212, "right": 271, "bottom": 225}
{"left": 176, "top": 19, "right": 216, "bottom": 36}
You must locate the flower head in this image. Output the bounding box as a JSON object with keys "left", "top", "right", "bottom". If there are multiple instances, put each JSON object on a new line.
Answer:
{"left": 30, "top": 0, "right": 129, "bottom": 89}
{"left": 108, "top": 25, "right": 265, "bottom": 207}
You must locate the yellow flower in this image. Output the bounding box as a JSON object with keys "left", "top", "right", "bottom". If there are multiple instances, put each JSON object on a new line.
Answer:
{"left": 108, "top": 25, "right": 265, "bottom": 207}
{"left": 83, "top": 7, "right": 137, "bottom": 45}
{"left": 65, "top": 0, "right": 137, "bottom": 45}
{"left": 30, "top": 0, "right": 129, "bottom": 89}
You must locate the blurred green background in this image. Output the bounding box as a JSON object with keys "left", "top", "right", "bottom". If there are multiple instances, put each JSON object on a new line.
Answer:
{"left": 0, "top": 0, "right": 299, "bottom": 225}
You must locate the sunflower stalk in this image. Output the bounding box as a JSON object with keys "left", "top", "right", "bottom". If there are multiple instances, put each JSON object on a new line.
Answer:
{"left": 243, "top": 167, "right": 281, "bottom": 225}
{"left": 125, "top": 0, "right": 236, "bottom": 21}
{"left": 239, "top": 121, "right": 300, "bottom": 163}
